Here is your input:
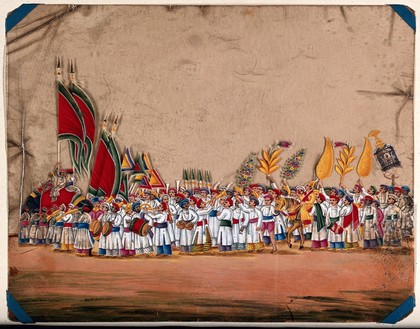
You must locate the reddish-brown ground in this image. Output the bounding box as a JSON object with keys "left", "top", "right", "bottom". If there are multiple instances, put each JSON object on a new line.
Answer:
{"left": 8, "top": 237, "right": 414, "bottom": 324}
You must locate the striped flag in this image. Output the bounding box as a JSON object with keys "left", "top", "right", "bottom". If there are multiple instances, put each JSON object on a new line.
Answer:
{"left": 118, "top": 173, "right": 129, "bottom": 202}
{"left": 57, "top": 79, "right": 85, "bottom": 174}
{"left": 121, "top": 147, "right": 135, "bottom": 172}
{"left": 147, "top": 169, "right": 166, "bottom": 188}
{"left": 70, "top": 82, "right": 96, "bottom": 175}
{"left": 88, "top": 131, "right": 121, "bottom": 197}
{"left": 133, "top": 173, "right": 152, "bottom": 190}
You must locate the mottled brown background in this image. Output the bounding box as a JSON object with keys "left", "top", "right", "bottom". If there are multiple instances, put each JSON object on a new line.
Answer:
{"left": 6, "top": 5, "right": 414, "bottom": 234}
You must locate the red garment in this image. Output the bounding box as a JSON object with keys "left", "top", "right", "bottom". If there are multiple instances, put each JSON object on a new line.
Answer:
{"left": 376, "top": 208, "right": 384, "bottom": 237}
{"left": 343, "top": 204, "right": 359, "bottom": 229}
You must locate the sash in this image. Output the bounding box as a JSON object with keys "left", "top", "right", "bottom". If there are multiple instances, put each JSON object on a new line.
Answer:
{"left": 77, "top": 223, "right": 89, "bottom": 229}
{"left": 209, "top": 210, "right": 218, "bottom": 217}
{"left": 314, "top": 203, "right": 326, "bottom": 232}
{"left": 327, "top": 216, "right": 339, "bottom": 229}
{"left": 220, "top": 220, "right": 232, "bottom": 227}
{"left": 262, "top": 215, "right": 274, "bottom": 221}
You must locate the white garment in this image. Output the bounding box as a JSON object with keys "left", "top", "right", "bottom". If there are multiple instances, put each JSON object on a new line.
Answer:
{"left": 326, "top": 205, "right": 344, "bottom": 243}
{"left": 178, "top": 208, "right": 199, "bottom": 247}
{"left": 361, "top": 205, "right": 378, "bottom": 240}
{"left": 121, "top": 213, "right": 135, "bottom": 251}
{"left": 105, "top": 212, "right": 123, "bottom": 251}
{"left": 216, "top": 207, "right": 233, "bottom": 246}
{"left": 74, "top": 213, "right": 94, "bottom": 250}
{"left": 194, "top": 206, "right": 212, "bottom": 245}
{"left": 239, "top": 203, "right": 263, "bottom": 244}
{"left": 146, "top": 212, "right": 173, "bottom": 246}
{"left": 61, "top": 212, "right": 75, "bottom": 245}
{"left": 310, "top": 203, "right": 328, "bottom": 242}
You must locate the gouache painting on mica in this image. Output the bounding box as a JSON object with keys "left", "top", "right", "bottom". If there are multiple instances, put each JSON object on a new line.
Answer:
{"left": 5, "top": 3, "right": 416, "bottom": 324}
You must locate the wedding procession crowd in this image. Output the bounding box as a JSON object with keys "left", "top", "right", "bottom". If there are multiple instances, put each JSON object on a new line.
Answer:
{"left": 18, "top": 179, "right": 414, "bottom": 257}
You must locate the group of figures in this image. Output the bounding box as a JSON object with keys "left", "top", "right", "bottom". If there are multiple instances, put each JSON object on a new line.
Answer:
{"left": 18, "top": 178, "right": 414, "bottom": 257}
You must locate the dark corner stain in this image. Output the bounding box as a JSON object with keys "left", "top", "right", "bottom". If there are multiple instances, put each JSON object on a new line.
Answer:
{"left": 9, "top": 266, "right": 19, "bottom": 277}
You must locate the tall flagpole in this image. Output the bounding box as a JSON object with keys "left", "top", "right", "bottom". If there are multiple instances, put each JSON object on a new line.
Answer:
{"left": 56, "top": 56, "right": 62, "bottom": 166}
{"left": 69, "top": 60, "right": 76, "bottom": 176}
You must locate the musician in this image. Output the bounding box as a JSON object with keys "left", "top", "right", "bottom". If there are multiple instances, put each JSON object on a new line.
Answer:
{"left": 120, "top": 205, "right": 135, "bottom": 257}
{"left": 237, "top": 196, "right": 263, "bottom": 252}
{"left": 192, "top": 199, "right": 213, "bottom": 253}
{"left": 105, "top": 202, "right": 123, "bottom": 257}
{"left": 189, "top": 196, "right": 199, "bottom": 211}
{"left": 199, "top": 188, "right": 211, "bottom": 203}
{"left": 18, "top": 207, "right": 31, "bottom": 244}
{"left": 74, "top": 203, "right": 94, "bottom": 257}
{"left": 178, "top": 198, "right": 199, "bottom": 254}
{"left": 242, "top": 187, "right": 252, "bottom": 204}
{"left": 383, "top": 194, "right": 403, "bottom": 248}
{"left": 50, "top": 204, "right": 67, "bottom": 251}
{"left": 260, "top": 194, "right": 278, "bottom": 253}
{"left": 167, "top": 188, "right": 177, "bottom": 205}
{"left": 61, "top": 204, "right": 77, "bottom": 251}
{"left": 36, "top": 208, "right": 49, "bottom": 245}
{"left": 326, "top": 195, "right": 344, "bottom": 250}
{"left": 45, "top": 205, "right": 59, "bottom": 244}
{"left": 71, "top": 207, "right": 82, "bottom": 244}
{"left": 169, "top": 193, "right": 183, "bottom": 248}
{"left": 309, "top": 193, "right": 328, "bottom": 250}
{"left": 231, "top": 189, "right": 246, "bottom": 251}
{"left": 209, "top": 190, "right": 223, "bottom": 247}
{"left": 252, "top": 184, "right": 266, "bottom": 208}
{"left": 132, "top": 202, "right": 154, "bottom": 255}
{"left": 28, "top": 211, "right": 40, "bottom": 245}
{"left": 141, "top": 190, "right": 161, "bottom": 209}
{"left": 97, "top": 203, "right": 110, "bottom": 256}
{"left": 88, "top": 198, "right": 104, "bottom": 248}
{"left": 215, "top": 198, "right": 234, "bottom": 253}
{"left": 359, "top": 196, "right": 379, "bottom": 249}
{"left": 145, "top": 202, "right": 173, "bottom": 256}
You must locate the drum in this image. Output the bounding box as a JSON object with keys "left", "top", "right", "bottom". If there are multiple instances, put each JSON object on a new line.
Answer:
{"left": 176, "top": 220, "right": 186, "bottom": 230}
{"left": 90, "top": 219, "right": 102, "bottom": 237}
{"left": 186, "top": 221, "right": 195, "bottom": 231}
{"left": 130, "top": 218, "right": 152, "bottom": 236}
{"left": 101, "top": 221, "right": 113, "bottom": 237}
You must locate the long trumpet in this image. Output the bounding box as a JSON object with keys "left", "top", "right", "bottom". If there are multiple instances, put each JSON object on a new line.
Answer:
{"left": 213, "top": 190, "right": 227, "bottom": 200}
{"left": 139, "top": 203, "right": 160, "bottom": 212}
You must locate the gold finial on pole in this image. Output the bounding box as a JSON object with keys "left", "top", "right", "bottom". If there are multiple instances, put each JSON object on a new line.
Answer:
{"left": 368, "top": 130, "right": 385, "bottom": 148}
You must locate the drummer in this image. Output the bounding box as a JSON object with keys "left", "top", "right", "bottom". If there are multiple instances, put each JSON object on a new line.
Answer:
{"left": 145, "top": 202, "right": 174, "bottom": 256}
{"left": 132, "top": 202, "right": 154, "bottom": 255}
{"left": 97, "top": 203, "right": 110, "bottom": 256}
{"left": 178, "top": 198, "right": 199, "bottom": 254}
